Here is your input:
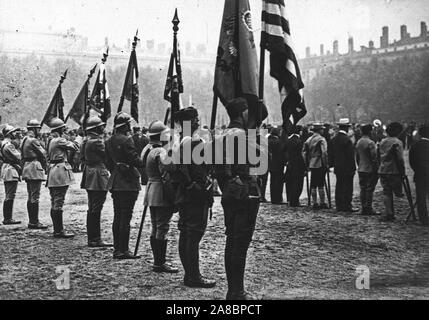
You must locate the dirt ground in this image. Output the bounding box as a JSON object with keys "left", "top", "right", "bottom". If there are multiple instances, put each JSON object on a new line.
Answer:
{"left": 1, "top": 166, "right": 429, "bottom": 300}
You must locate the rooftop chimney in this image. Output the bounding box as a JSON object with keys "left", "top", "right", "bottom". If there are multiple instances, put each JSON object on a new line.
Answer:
{"left": 320, "top": 44, "right": 324, "bottom": 56}
{"left": 400, "top": 25, "right": 409, "bottom": 41}
{"left": 369, "top": 40, "right": 374, "bottom": 49}
{"left": 333, "top": 40, "right": 339, "bottom": 56}
{"left": 305, "top": 46, "right": 311, "bottom": 58}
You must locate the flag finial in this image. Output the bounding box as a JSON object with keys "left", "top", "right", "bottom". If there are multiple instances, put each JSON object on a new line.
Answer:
{"left": 172, "top": 8, "right": 180, "bottom": 32}
{"left": 60, "top": 69, "right": 68, "bottom": 84}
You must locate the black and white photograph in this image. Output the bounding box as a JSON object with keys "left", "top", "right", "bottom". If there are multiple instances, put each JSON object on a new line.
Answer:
{"left": 1, "top": 0, "right": 429, "bottom": 308}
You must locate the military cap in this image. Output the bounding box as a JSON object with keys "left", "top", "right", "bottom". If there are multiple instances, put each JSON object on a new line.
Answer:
{"left": 27, "top": 119, "right": 41, "bottom": 129}
{"left": 175, "top": 107, "right": 199, "bottom": 122}
{"left": 2, "top": 124, "right": 19, "bottom": 137}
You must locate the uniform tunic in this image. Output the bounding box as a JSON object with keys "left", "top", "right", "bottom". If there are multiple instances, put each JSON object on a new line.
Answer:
{"left": 1, "top": 138, "right": 21, "bottom": 201}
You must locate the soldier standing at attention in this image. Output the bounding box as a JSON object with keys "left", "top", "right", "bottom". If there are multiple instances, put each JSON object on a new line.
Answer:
{"left": 302, "top": 123, "right": 329, "bottom": 210}
{"left": 80, "top": 116, "right": 113, "bottom": 247}
{"left": 21, "top": 119, "right": 48, "bottom": 229}
{"left": 356, "top": 124, "right": 379, "bottom": 216}
{"left": 174, "top": 107, "right": 216, "bottom": 288}
{"left": 378, "top": 122, "right": 405, "bottom": 222}
{"left": 142, "top": 120, "right": 178, "bottom": 273}
{"left": 105, "top": 112, "right": 143, "bottom": 260}
{"left": 46, "top": 118, "right": 78, "bottom": 238}
{"left": 1, "top": 125, "right": 22, "bottom": 225}
{"left": 285, "top": 125, "right": 305, "bottom": 207}
{"left": 330, "top": 119, "right": 358, "bottom": 213}
{"left": 216, "top": 98, "right": 261, "bottom": 300}
{"left": 409, "top": 124, "right": 429, "bottom": 226}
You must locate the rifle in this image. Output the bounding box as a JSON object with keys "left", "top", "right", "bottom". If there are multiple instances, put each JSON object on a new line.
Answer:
{"left": 391, "top": 144, "right": 417, "bottom": 223}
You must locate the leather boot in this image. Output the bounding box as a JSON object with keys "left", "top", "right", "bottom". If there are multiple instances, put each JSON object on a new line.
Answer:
{"left": 178, "top": 232, "right": 188, "bottom": 277}
{"left": 224, "top": 237, "right": 234, "bottom": 296}
{"left": 87, "top": 210, "right": 111, "bottom": 246}
{"left": 226, "top": 239, "right": 253, "bottom": 300}
{"left": 152, "top": 239, "right": 178, "bottom": 273}
{"left": 184, "top": 232, "right": 216, "bottom": 288}
{"left": 52, "top": 210, "right": 74, "bottom": 238}
{"left": 379, "top": 194, "right": 395, "bottom": 222}
{"left": 2, "top": 200, "right": 21, "bottom": 225}
{"left": 114, "top": 217, "right": 139, "bottom": 260}
{"left": 28, "top": 203, "right": 48, "bottom": 229}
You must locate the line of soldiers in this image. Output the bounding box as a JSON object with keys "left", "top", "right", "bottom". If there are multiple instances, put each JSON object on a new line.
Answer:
{"left": 260, "top": 118, "right": 429, "bottom": 225}
{"left": 0, "top": 97, "right": 260, "bottom": 300}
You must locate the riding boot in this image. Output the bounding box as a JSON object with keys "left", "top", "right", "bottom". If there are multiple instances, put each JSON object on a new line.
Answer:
{"left": 184, "top": 232, "right": 216, "bottom": 288}
{"left": 52, "top": 210, "right": 74, "bottom": 238}
{"left": 87, "top": 210, "right": 97, "bottom": 243}
{"left": 28, "top": 203, "right": 47, "bottom": 229}
{"left": 178, "top": 231, "right": 188, "bottom": 277}
{"left": 152, "top": 239, "right": 178, "bottom": 273}
{"left": 225, "top": 237, "right": 234, "bottom": 299}
{"left": 226, "top": 238, "right": 253, "bottom": 300}
{"left": 115, "top": 217, "right": 139, "bottom": 259}
{"left": 3, "top": 200, "right": 20, "bottom": 225}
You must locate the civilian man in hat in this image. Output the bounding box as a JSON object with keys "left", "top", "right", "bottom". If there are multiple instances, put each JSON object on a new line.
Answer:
{"left": 21, "top": 119, "right": 48, "bottom": 229}
{"left": 330, "top": 118, "right": 358, "bottom": 213}
{"left": 268, "top": 127, "right": 286, "bottom": 204}
{"left": 1, "top": 125, "right": 22, "bottom": 225}
{"left": 46, "top": 117, "right": 78, "bottom": 238}
{"left": 302, "top": 123, "right": 329, "bottom": 210}
{"left": 285, "top": 125, "right": 305, "bottom": 207}
{"left": 356, "top": 124, "right": 379, "bottom": 215}
{"left": 216, "top": 98, "right": 261, "bottom": 300}
{"left": 409, "top": 124, "right": 429, "bottom": 226}
{"left": 105, "top": 112, "right": 144, "bottom": 259}
{"left": 143, "top": 120, "right": 178, "bottom": 273}
{"left": 174, "top": 106, "right": 216, "bottom": 288}
{"left": 80, "top": 116, "right": 112, "bottom": 247}
{"left": 377, "top": 122, "right": 405, "bottom": 222}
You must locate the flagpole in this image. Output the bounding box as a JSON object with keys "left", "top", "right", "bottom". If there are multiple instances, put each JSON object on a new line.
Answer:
{"left": 210, "top": 93, "right": 218, "bottom": 130}
{"left": 258, "top": 46, "right": 265, "bottom": 126}
{"left": 170, "top": 8, "right": 181, "bottom": 130}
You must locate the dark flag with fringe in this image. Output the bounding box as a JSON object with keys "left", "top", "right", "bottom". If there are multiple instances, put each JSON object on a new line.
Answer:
{"left": 41, "top": 70, "right": 67, "bottom": 127}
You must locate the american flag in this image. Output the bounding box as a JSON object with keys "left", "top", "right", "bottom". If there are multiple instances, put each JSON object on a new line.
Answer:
{"left": 261, "top": 0, "right": 306, "bottom": 128}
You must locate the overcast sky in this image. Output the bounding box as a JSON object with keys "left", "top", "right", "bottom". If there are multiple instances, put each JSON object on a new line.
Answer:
{"left": 1, "top": 0, "right": 429, "bottom": 57}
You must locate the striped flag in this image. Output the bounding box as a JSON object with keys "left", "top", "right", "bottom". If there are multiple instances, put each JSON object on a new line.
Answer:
{"left": 261, "top": 0, "right": 306, "bottom": 128}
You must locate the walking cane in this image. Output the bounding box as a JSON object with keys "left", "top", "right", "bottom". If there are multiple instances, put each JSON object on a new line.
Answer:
{"left": 305, "top": 171, "right": 311, "bottom": 206}
{"left": 134, "top": 205, "right": 148, "bottom": 256}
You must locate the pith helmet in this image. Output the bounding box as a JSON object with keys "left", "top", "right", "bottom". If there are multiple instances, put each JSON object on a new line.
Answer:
{"left": 49, "top": 118, "right": 66, "bottom": 132}
{"left": 86, "top": 116, "right": 105, "bottom": 131}
{"left": 27, "top": 119, "right": 41, "bottom": 129}
{"left": 114, "top": 112, "right": 132, "bottom": 129}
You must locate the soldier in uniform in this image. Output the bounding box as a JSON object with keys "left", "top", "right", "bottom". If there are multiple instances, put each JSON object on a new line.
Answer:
{"left": 268, "top": 127, "right": 286, "bottom": 204}
{"left": 46, "top": 118, "right": 78, "bottom": 238}
{"left": 285, "top": 125, "right": 305, "bottom": 207}
{"left": 174, "top": 107, "right": 216, "bottom": 288}
{"left": 302, "top": 123, "right": 329, "bottom": 210}
{"left": 21, "top": 119, "right": 48, "bottom": 229}
{"left": 1, "top": 125, "right": 22, "bottom": 225}
{"left": 142, "top": 120, "right": 178, "bottom": 273}
{"left": 378, "top": 122, "right": 405, "bottom": 222}
{"left": 80, "top": 116, "right": 113, "bottom": 247}
{"left": 330, "top": 119, "right": 358, "bottom": 213}
{"left": 105, "top": 112, "right": 143, "bottom": 260}
{"left": 356, "top": 124, "right": 379, "bottom": 215}
{"left": 409, "top": 124, "right": 429, "bottom": 226}
{"left": 216, "top": 98, "right": 261, "bottom": 300}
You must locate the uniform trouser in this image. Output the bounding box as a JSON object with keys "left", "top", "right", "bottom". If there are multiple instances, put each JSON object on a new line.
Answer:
{"left": 310, "top": 168, "right": 326, "bottom": 205}
{"left": 260, "top": 172, "right": 268, "bottom": 199}
{"left": 26, "top": 181, "right": 42, "bottom": 204}
{"left": 111, "top": 191, "right": 139, "bottom": 254}
{"left": 286, "top": 175, "right": 304, "bottom": 206}
{"left": 222, "top": 198, "right": 259, "bottom": 295}
{"left": 178, "top": 203, "right": 209, "bottom": 279}
{"left": 87, "top": 190, "right": 107, "bottom": 242}
{"left": 49, "top": 186, "right": 69, "bottom": 211}
{"left": 270, "top": 171, "right": 284, "bottom": 203}
{"left": 415, "top": 178, "right": 429, "bottom": 224}
{"left": 150, "top": 206, "right": 174, "bottom": 240}
{"left": 3, "top": 181, "right": 18, "bottom": 221}
{"left": 358, "top": 172, "right": 378, "bottom": 212}
{"left": 335, "top": 174, "right": 355, "bottom": 211}
{"left": 379, "top": 174, "right": 402, "bottom": 217}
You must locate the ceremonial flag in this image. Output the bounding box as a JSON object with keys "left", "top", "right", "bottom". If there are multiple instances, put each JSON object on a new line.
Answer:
{"left": 118, "top": 33, "right": 139, "bottom": 123}
{"left": 261, "top": 0, "right": 306, "bottom": 127}
{"left": 214, "top": 0, "right": 267, "bottom": 128}
{"left": 41, "top": 70, "right": 66, "bottom": 127}
{"left": 90, "top": 59, "right": 111, "bottom": 122}
{"left": 65, "top": 64, "right": 97, "bottom": 127}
